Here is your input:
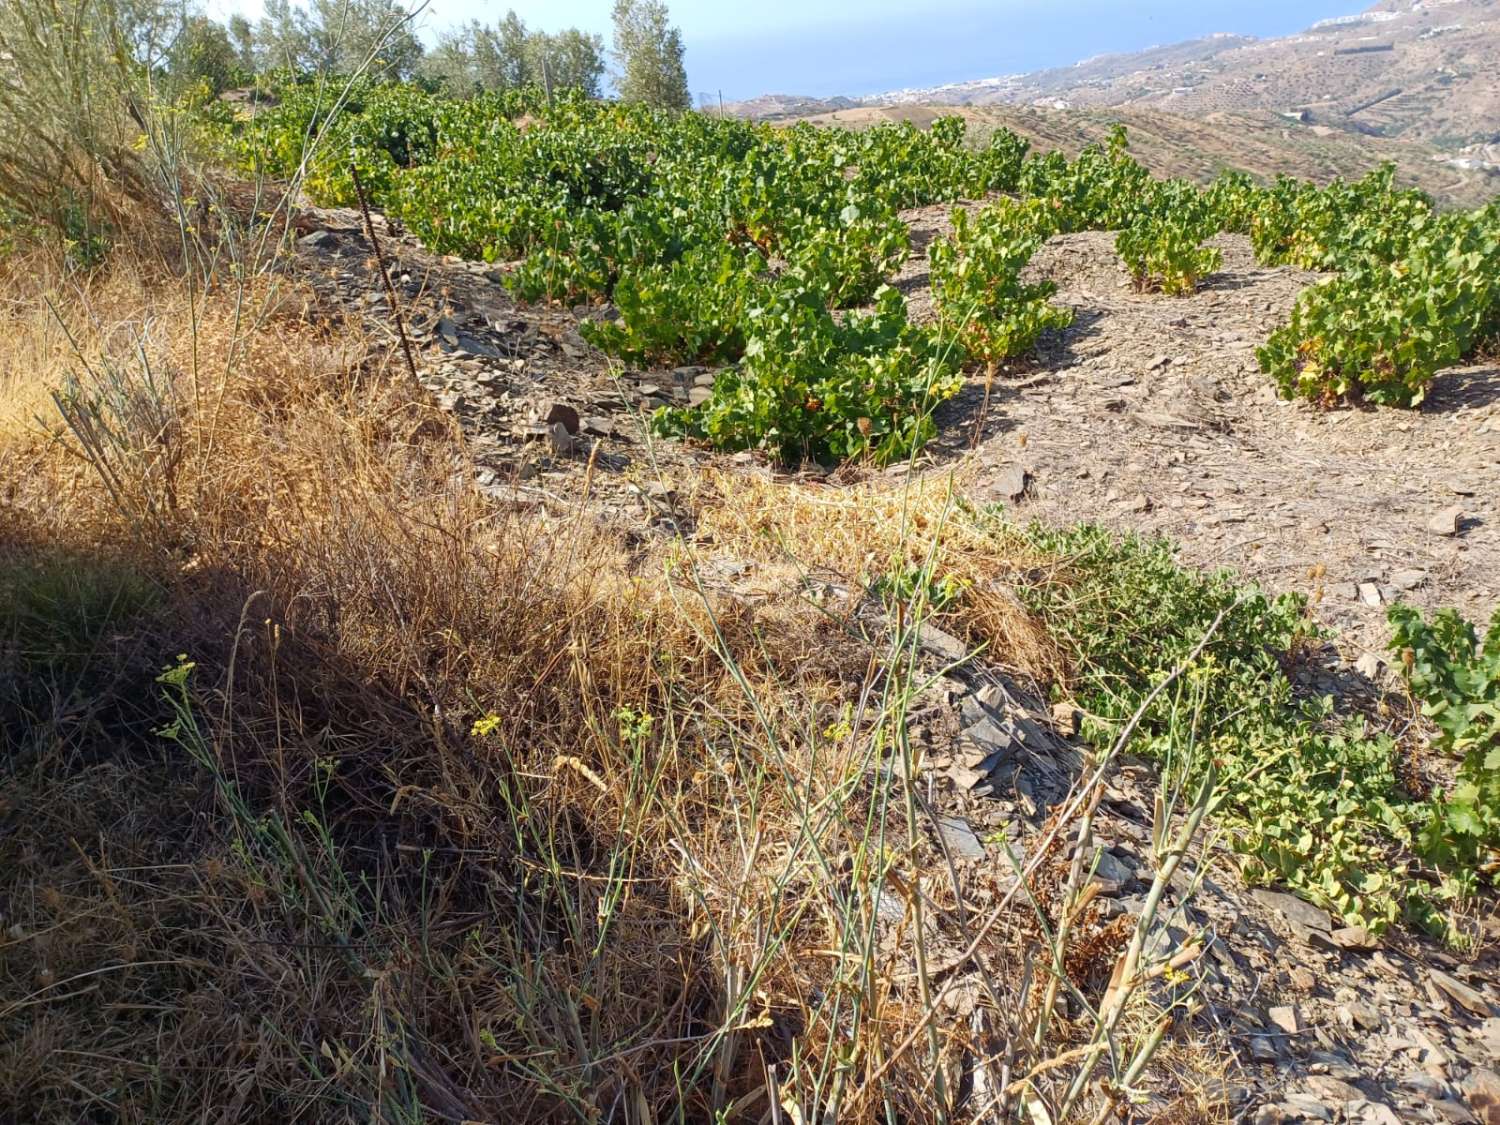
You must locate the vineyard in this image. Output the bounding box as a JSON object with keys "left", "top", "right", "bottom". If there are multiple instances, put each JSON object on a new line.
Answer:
{"left": 211, "top": 74, "right": 1500, "bottom": 933}
{"left": 236, "top": 77, "right": 1500, "bottom": 456}
{"left": 5, "top": 52, "right": 1500, "bottom": 1123}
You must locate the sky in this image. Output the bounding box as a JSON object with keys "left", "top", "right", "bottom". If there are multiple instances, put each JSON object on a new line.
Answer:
{"left": 206, "top": 0, "right": 1374, "bottom": 102}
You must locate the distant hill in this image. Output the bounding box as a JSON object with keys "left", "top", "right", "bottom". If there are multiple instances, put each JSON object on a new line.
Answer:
{"left": 721, "top": 0, "right": 1500, "bottom": 204}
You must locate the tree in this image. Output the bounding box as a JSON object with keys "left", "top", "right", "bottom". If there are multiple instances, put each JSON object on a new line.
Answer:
{"left": 227, "top": 13, "right": 255, "bottom": 75}
{"left": 530, "top": 28, "right": 605, "bottom": 98}
{"left": 419, "top": 11, "right": 605, "bottom": 98}
{"left": 254, "top": 0, "right": 314, "bottom": 72}
{"left": 474, "top": 11, "right": 530, "bottom": 90}
{"left": 255, "top": 0, "right": 423, "bottom": 79}
{"left": 420, "top": 22, "right": 480, "bottom": 91}
{"left": 166, "top": 14, "right": 238, "bottom": 93}
{"left": 610, "top": 0, "right": 688, "bottom": 109}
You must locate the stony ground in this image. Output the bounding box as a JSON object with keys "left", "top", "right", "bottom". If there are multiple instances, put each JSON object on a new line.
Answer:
{"left": 291, "top": 205, "right": 1500, "bottom": 1125}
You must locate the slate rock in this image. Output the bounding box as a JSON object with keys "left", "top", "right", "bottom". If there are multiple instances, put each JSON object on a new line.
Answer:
{"left": 536, "top": 401, "right": 581, "bottom": 435}
{"left": 1252, "top": 888, "right": 1333, "bottom": 934}
{"left": 993, "top": 464, "right": 1029, "bottom": 502}
{"left": 1431, "top": 970, "right": 1494, "bottom": 1016}
{"left": 1429, "top": 506, "right": 1464, "bottom": 537}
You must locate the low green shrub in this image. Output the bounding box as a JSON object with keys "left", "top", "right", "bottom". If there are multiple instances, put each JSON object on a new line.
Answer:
{"left": 654, "top": 284, "right": 962, "bottom": 465}
{"left": 581, "top": 241, "right": 764, "bottom": 364}
{"left": 1116, "top": 211, "right": 1221, "bottom": 296}
{"left": 1389, "top": 603, "right": 1500, "bottom": 897}
{"left": 929, "top": 199, "right": 1072, "bottom": 368}
{"left": 1256, "top": 240, "right": 1495, "bottom": 407}
{"left": 1016, "top": 523, "right": 1421, "bottom": 932}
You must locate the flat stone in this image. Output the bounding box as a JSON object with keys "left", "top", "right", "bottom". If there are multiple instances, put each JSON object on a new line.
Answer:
{"left": 298, "top": 229, "right": 335, "bottom": 248}
{"left": 993, "top": 464, "right": 1029, "bottom": 502}
{"left": 1431, "top": 970, "right": 1494, "bottom": 1016}
{"left": 1461, "top": 1068, "right": 1500, "bottom": 1124}
{"left": 917, "top": 622, "right": 970, "bottom": 665}
{"left": 1474, "top": 1017, "right": 1500, "bottom": 1057}
{"left": 934, "top": 815, "right": 986, "bottom": 861}
{"left": 1391, "top": 568, "right": 1428, "bottom": 591}
{"left": 1359, "top": 582, "right": 1383, "bottom": 607}
{"left": 535, "top": 401, "right": 581, "bottom": 434}
{"left": 1355, "top": 653, "right": 1382, "bottom": 680}
{"left": 547, "top": 422, "right": 577, "bottom": 457}
{"left": 1282, "top": 1094, "right": 1332, "bottom": 1120}
{"left": 1253, "top": 888, "right": 1333, "bottom": 934}
{"left": 1428, "top": 506, "right": 1464, "bottom": 536}
{"left": 1329, "top": 925, "right": 1379, "bottom": 951}
{"left": 1344, "top": 1001, "right": 1383, "bottom": 1031}
{"left": 1093, "top": 849, "right": 1136, "bottom": 885}
{"left": 1249, "top": 1035, "right": 1280, "bottom": 1063}
{"left": 688, "top": 386, "right": 713, "bottom": 406}
{"left": 1269, "top": 1004, "right": 1301, "bottom": 1035}
{"left": 1304, "top": 1077, "right": 1364, "bottom": 1104}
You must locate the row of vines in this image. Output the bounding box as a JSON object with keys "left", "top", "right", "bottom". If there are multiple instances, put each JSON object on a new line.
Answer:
{"left": 227, "top": 76, "right": 1500, "bottom": 463}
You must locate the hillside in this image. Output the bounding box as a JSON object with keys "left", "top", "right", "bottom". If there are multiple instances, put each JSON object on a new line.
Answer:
{"left": 5, "top": 20, "right": 1500, "bottom": 1125}
{"left": 725, "top": 0, "right": 1500, "bottom": 204}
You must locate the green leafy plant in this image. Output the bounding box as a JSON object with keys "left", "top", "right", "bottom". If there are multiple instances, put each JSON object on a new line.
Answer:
{"left": 581, "top": 241, "right": 764, "bottom": 364}
{"left": 929, "top": 199, "right": 1073, "bottom": 369}
{"left": 655, "top": 284, "right": 962, "bottom": 465}
{"left": 1116, "top": 212, "right": 1221, "bottom": 296}
{"left": 1256, "top": 238, "right": 1496, "bottom": 408}
{"left": 1388, "top": 603, "right": 1500, "bottom": 891}
{"left": 1017, "top": 522, "right": 1420, "bottom": 931}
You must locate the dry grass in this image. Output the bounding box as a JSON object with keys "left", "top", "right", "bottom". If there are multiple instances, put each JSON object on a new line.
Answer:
{"left": 0, "top": 252, "right": 1226, "bottom": 1122}
{"left": 695, "top": 468, "right": 1064, "bottom": 687}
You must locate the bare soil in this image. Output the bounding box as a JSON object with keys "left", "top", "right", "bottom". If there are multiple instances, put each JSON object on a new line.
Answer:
{"left": 945, "top": 226, "right": 1500, "bottom": 667}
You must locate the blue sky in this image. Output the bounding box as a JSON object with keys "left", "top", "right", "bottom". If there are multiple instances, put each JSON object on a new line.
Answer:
{"left": 208, "top": 0, "right": 1373, "bottom": 101}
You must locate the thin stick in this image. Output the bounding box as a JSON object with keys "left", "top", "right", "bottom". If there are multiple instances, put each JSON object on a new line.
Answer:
{"left": 349, "top": 161, "right": 419, "bottom": 386}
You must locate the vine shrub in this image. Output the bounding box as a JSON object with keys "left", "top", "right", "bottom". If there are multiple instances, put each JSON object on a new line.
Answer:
{"left": 1116, "top": 211, "right": 1221, "bottom": 296}
{"left": 1389, "top": 603, "right": 1500, "bottom": 900}
{"left": 1256, "top": 229, "right": 1499, "bottom": 407}
{"left": 929, "top": 200, "right": 1073, "bottom": 368}
{"left": 653, "top": 285, "right": 962, "bottom": 465}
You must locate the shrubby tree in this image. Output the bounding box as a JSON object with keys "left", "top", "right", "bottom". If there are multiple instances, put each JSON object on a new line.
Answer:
{"left": 166, "top": 14, "right": 238, "bottom": 93}
{"left": 255, "top": 0, "right": 423, "bottom": 79}
{"left": 611, "top": 0, "right": 689, "bottom": 109}
{"left": 227, "top": 13, "right": 255, "bottom": 75}
{"left": 528, "top": 28, "right": 606, "bottom": 97}
{"left": 420, "top": 10, "right": 604, "bottom": 97}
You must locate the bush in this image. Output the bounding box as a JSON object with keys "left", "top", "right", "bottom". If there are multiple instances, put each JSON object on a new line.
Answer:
{"left": 581, "top": 240, "right": 764, "bottom": 364}
{"left": 1116, "top": 188, "right": 1218, "bottom": 300}
{"left": 781, "top": 208, "right": 909, "bottom": 309}
{"left": 1389, "top": 603, "right": 1500, "bottom": 896}
{"left": 929, "top": 199, "right": 1073, "bottom": 367}
{"left": 1018, "top": 524, "right": 1417, "bottom": 931}
{"left": 654, "top": 284, "right": 962, "bottom": 465}
{"left": 1248, "top": 164, "right": 1434, "bottom": 272}
{"left": 1256, "top": 237, "right": 1496, "bottom": 407}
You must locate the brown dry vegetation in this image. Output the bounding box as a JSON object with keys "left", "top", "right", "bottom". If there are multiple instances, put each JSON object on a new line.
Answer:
{"left": 0, "top": 250, "right": 1217, "bottom": 1121}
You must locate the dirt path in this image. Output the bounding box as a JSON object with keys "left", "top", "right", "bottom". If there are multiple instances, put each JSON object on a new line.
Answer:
{"left": 934, "top": 228, "right": 1500, "bottom": 664}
